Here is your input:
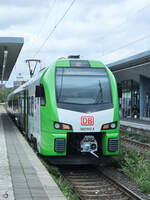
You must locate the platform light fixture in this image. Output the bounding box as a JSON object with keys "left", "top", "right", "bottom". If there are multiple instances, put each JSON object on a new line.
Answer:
{"left": 1, "top": 50, "right": 8, "bottom": 84}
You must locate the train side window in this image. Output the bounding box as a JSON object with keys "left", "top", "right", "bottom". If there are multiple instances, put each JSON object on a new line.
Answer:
{"left": 28, "top": 96, "right": 31, "bottom": 115}
{"left": 31, "top": 96, "right": 34, "bottom": 116}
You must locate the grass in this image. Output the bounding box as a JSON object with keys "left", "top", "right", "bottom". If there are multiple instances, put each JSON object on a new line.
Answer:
{"left": 113, "top": 147, "right": 150, "bottom": 193}
{"left": 40, "top": 158, "right": 79, "bottom": 200}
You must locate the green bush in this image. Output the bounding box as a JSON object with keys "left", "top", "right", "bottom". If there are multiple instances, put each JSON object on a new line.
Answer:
{"left": 119, "top": 149, "right": 150, "bottom": 193}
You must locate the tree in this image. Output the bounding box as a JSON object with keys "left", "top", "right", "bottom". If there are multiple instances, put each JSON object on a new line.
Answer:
{"left": 0, "top": 87, "right": 14, "bottom": 103}
{"left": 0, "top": 89, "right": 4, "bottom": 102}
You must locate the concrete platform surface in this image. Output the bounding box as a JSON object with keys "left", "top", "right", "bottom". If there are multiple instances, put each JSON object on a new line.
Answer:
{"left": 120, "top": 118, "right": 150, "bottom": 131}
{"left": 0, "top": 105, "right": 66, "bottom": 200}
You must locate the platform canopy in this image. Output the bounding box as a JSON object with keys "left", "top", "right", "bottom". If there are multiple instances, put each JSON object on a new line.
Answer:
{"left": 108, "top": 50, "right": 150, "bottom": 83}
{"left": 0, "top": 37, "right": 24, "bottom": 82}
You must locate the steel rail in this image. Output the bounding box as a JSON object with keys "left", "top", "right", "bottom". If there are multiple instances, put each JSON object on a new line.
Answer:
{"left": 99, "top": 169, "right": 145, "bottom": 200}
{"left": 60, "top": 166, "right": 145, "bottom": 200}
{"left": 121, "top": 137, "right": 150, "bottom": 151}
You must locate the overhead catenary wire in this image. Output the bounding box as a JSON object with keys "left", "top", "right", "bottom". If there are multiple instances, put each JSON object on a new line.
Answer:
{"left": 101, "top": 33, "right": 150, "bottom": 57}
{"left": 33, "top": 0, "right": 76, "bottom": 58}
{"left": 36, "top": 0, "right": 57, "bottom": 38}
{"left": 99, "top": 2, "right": 150, "bottom": 41}
{"left": 98, "top": 2, "right": 150, "bottom": 58}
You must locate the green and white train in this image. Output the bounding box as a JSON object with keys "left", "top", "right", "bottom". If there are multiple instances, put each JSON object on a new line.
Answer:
{"left": 7, "top": 56, "right": 119, "bottom": 164}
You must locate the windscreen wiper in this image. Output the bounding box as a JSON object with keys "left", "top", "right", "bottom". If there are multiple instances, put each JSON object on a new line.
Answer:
{"left": 95, "top": 80, "right": 103, "bottom": 104}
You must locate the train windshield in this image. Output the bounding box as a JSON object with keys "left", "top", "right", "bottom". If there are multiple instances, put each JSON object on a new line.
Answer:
{"left": 56, "top": 67, "right": 112, "bottom": 112}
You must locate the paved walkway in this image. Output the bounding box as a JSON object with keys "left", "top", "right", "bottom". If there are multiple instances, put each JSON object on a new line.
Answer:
{"left": 120, "top": 118, "right": 150, "bottom": 131}
{"left": 0, "top": 105, "right": 66, "bottom": 200}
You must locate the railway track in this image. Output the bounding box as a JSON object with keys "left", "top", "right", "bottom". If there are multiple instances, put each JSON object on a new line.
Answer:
{"left": 60, "top": 166, "right": 144, "bottom": 200}
{"left": 121, "top": 137, "right": 150, "bottom": 152}
{"left": 120, "top": 127, "right": 150, "bottom": 142}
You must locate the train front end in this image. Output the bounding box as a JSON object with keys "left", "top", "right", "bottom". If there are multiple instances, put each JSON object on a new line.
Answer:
{"left": 40, "top": 57, "right": 119, "bottom": 163}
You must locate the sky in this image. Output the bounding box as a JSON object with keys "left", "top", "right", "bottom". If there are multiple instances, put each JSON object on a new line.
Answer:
{"left": 1, "top": 0, "right": 150, "bottom": 87}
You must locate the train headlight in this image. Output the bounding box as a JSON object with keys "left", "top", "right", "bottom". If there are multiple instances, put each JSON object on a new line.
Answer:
{"left": 54, "top": 123, "right": 61, "bottom": 129}
{"left": 110, "top": 122, "right": 116, "bottom": 129}
{"left": 54, "top": 122, "right": 72, "bottom": 130}
{"left": 101, "top": 121, "right": 117, "bottom": 130}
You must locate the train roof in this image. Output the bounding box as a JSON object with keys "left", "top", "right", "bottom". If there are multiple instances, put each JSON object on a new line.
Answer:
{"left": 8, "top": 57, "right": 107, "bottom": 98}
{"left": 55, "top": 57, "right": 106, "bottom": 68}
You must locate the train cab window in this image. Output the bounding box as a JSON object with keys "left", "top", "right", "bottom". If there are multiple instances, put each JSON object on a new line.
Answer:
{"left": 35, "top": 84, "right": 46, "bottom": 106}
{"left": 40, "top": 85, "right": 46, "bottom": 106}
{"left": 8, "top": 100, "right": 12, "bottom": 107}
{"left": 56, "top": 67, "right": 113, "bottom": 112}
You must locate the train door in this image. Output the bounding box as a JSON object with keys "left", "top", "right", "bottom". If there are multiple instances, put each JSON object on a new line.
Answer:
{"left": 28, "top": 87, "right": 34, "bottom": 140}
{"left": 27, "top": 83, "right": 41, "bottom": 152}
{"left": 20, "top": 92, "right": 25, "bottom": 130}
{"left": 31, "top": 82, "right": 41, "bottom": 152}
{"left": 24, "top": 90, "right": 28, "bottom": 136}
{"left": 34, "top": 93, "right": 41, "bottom": 152}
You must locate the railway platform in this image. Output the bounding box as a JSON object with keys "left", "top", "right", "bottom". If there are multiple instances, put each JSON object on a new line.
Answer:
{"left": 0, "top": 105, "right": 66, "bottom": 200}
{"left": 120, "top": 118, "right": 150, "bottom": 131}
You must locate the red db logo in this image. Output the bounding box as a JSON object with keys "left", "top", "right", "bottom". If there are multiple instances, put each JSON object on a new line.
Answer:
{"left": 81, "top": 116, "right": 94, "bottom": 126}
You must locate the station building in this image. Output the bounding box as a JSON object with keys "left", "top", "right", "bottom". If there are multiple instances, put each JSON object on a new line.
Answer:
{"left": 0, "top": 37, "right": 24, "bottom": 83}
{"left": 108, "top": 50, "right": 150, "bottom": 121}
{"left": 0, "top": 37, "right": 24, "bottom": 103}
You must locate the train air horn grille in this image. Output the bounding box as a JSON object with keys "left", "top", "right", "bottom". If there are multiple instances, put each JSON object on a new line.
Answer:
{"left": 55, "top": 139, "right": 65, "bottom": 153}
{"left": 108, "top": 139, "right": 118, "bottom": 152}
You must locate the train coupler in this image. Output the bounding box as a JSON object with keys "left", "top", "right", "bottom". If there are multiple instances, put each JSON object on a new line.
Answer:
{"left": 80, "top": 135, "right": 99, "bottom": 158}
